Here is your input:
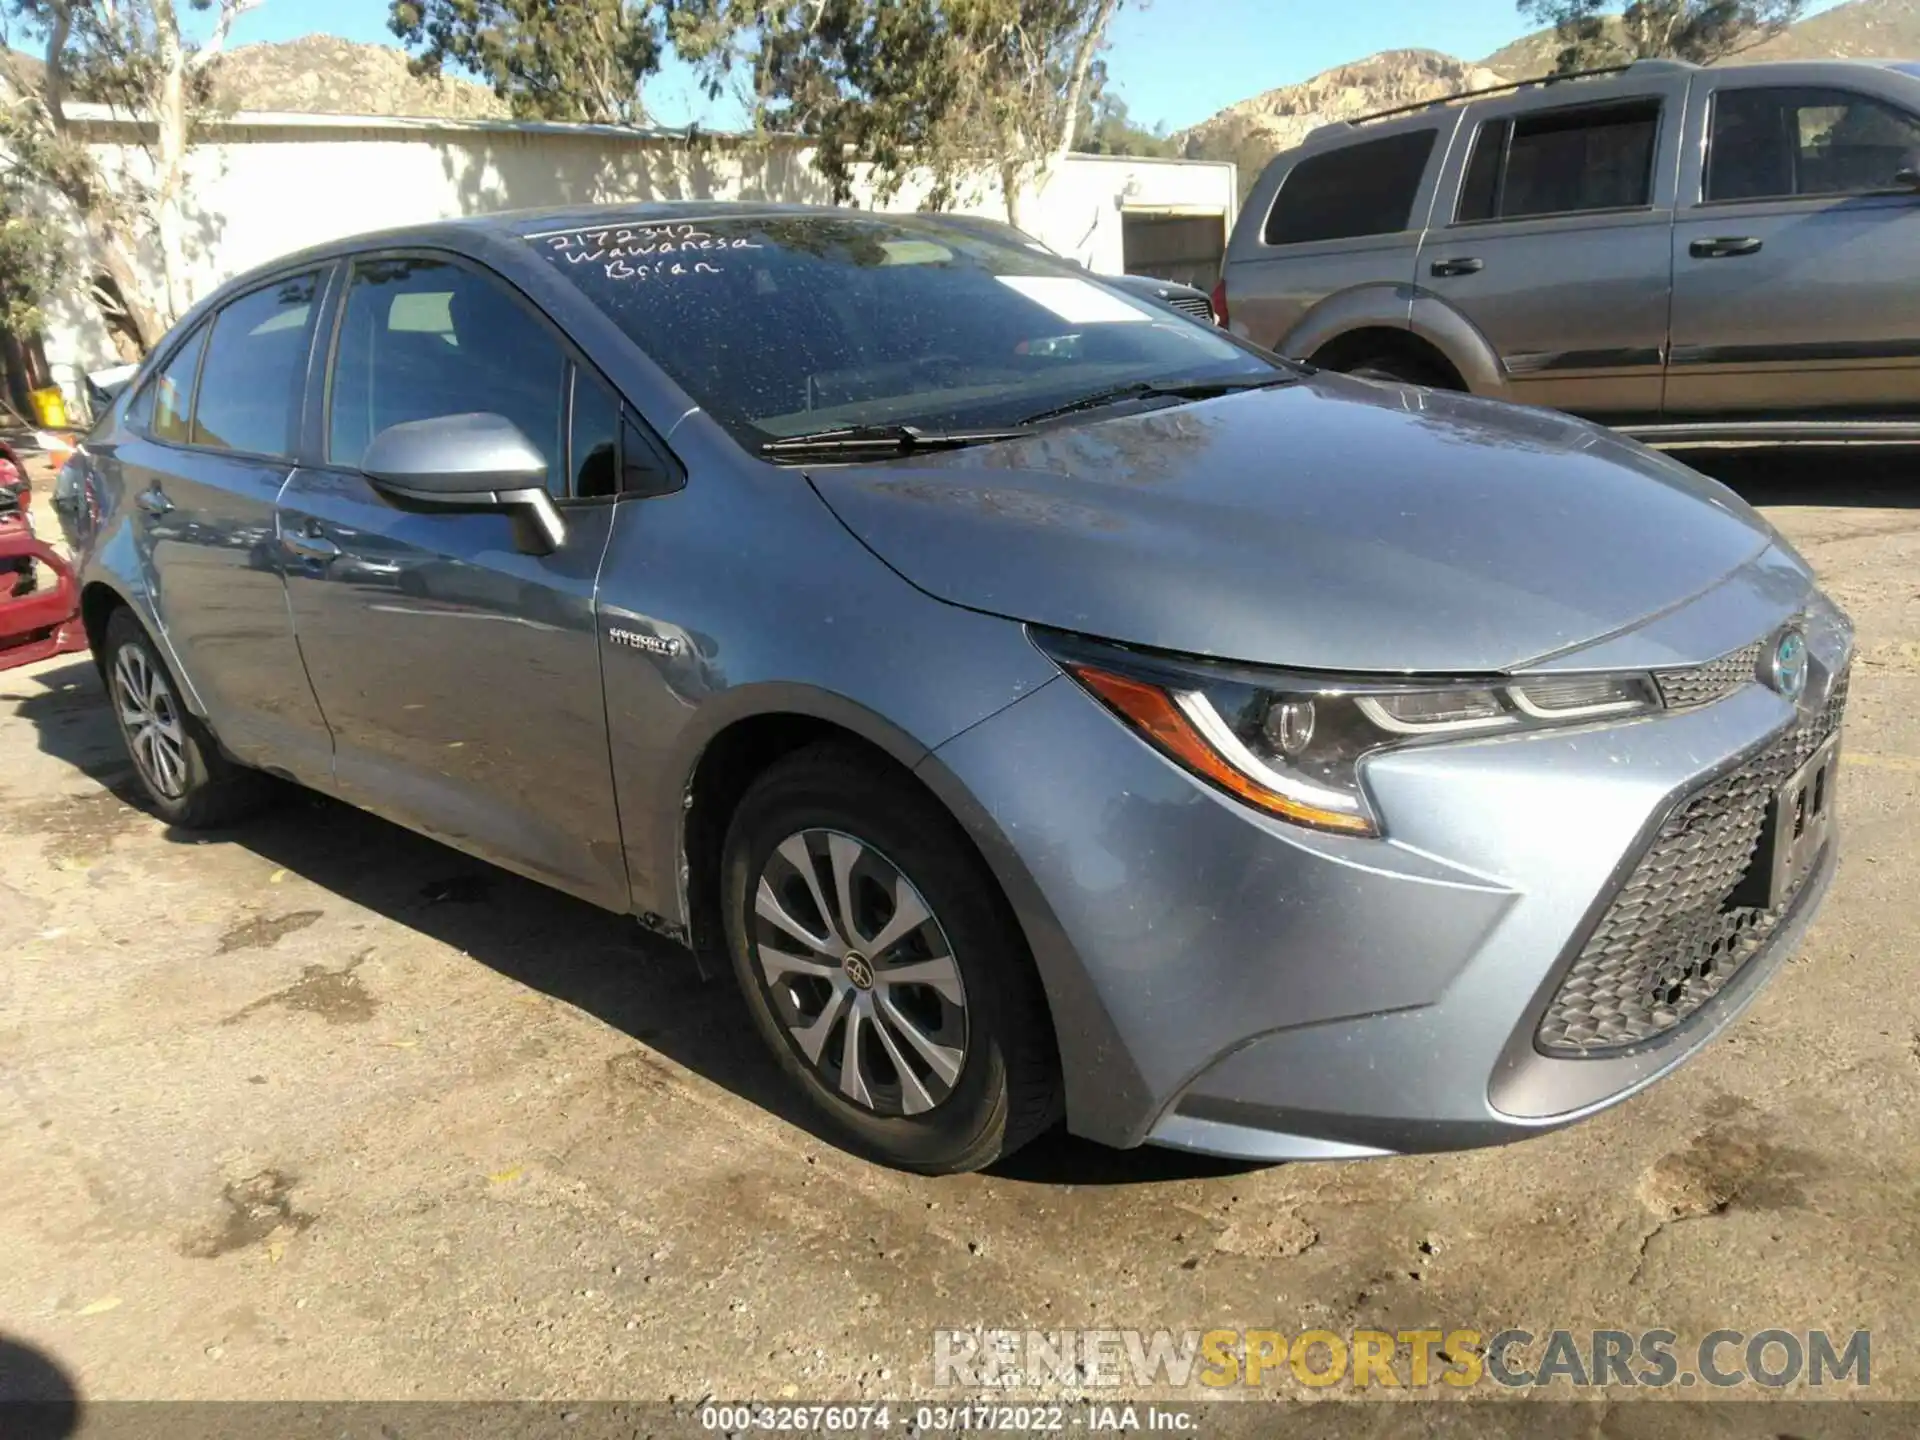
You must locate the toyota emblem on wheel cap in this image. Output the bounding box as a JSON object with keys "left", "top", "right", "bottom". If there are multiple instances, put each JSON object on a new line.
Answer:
{"left": 1766, "top": 628, "right": 1809, "bottom": 701}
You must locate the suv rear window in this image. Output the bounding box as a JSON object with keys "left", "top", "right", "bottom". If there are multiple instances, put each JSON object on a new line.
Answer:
{"left": 1263, "top": 129, "right": 1438, "bottom": 246}
{"left": 1457, "top": 99, "right": 1660, "bottom": 221}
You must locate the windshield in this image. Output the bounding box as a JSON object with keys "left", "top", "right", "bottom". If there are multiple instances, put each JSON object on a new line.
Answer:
{"left": 528, "top": 213, "right": 1276, "bottom": 446}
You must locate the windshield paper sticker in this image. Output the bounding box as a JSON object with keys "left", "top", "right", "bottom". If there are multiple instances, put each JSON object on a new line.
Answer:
{"left": 996, "top": 275, "right": 1150, "bottom": 325}
{"left": 540, "top": 224, "right": 763, "bottom": 281}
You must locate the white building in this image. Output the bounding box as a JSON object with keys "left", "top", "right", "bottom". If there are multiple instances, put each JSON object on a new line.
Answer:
{"left": 45, "top": 109, "right": 1237, "bottom": 404}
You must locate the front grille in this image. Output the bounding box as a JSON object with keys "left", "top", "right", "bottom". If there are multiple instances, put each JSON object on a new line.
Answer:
{"left": 1535, "top": 669, "right": 1847, "bottom": 1056}
{"left": 1654, "top": 642, "right": 1763, "bottom": 710}
{"left": 1165, "top": 294, "right": 1214, "bottom": 322}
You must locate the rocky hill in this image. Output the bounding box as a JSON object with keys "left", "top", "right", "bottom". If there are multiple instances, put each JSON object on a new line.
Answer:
{"left": 209, "top": 36, "right": 506, "bottom": 119}
{"left": 1478, "top": 0, "right": 1920, "bottom": 72}
{"left": 1183, "top": 0, "right": 1920, "bottom": 192}
{"left": 4, "top": 34, "right": 507, "bottom": 119}
{"left": 1177, "top": 49, "right": 1506, "bottom": 199}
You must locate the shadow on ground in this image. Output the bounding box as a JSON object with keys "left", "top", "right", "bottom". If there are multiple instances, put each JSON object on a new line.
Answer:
{"left": 0, "top": 1333, "right": 79, "bottom": 1438}
{"left": 1683, "top": 446, "right": 1920, "bottom": 508}
{"left": 10, "top": 657, "right": 1251, "bottom": 1186}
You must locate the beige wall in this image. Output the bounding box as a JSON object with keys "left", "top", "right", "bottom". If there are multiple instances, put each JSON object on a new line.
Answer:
{"left": 44, "top": 114, "right": 1235, "bottom": 403}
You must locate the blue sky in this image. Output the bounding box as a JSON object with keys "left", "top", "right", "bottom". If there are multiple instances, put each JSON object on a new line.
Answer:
{"left": 220, "top": 0, "right": 1847, "bottom": 133}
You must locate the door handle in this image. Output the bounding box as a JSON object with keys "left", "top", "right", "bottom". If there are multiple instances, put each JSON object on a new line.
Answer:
{"left": 281, "top": 525, "right": 340, "bottom": 563}
{"left": 136, "top": 486, "right": 173, "bottom": 517}
{"left": 1430, "top": 257, "right": 1485, "bottom": 277}
{"left": 1690, "top": 236, "right": 1763, "bottom": 259}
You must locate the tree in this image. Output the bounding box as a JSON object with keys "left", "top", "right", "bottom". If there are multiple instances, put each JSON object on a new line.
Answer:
{"left": 1072, "top": 58, "right": 1174, "bottom": 156}
{"left": 1516, "top": 0, "right": 1806, "bottom": 71}
{"left": 0, "top": 0, "right": 261, "bottom": 353}
{"left": 389, "top": 0, "right": 667, "bottom": 124}
{"left": 676, "top": 0, "right": 1123, "bottom": 225}
{"left": 0, "top": 187, "right": 64, "bottom": 339}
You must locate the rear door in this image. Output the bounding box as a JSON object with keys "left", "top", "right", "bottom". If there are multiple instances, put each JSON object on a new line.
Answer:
{"left": 1668, "top": 69, "right": 1920, "bottom": 417}
{"left": 1227, "top": 121, "right": 1453, "bottom": 352}
{"left": 1415, "top": 76, "right": 1688, "bottom": 421}
{"left": 115, "top": 268, "right": 335, "bottom": 778}
{"left": 275, "top": 251, "right": 629, "bottom": 909}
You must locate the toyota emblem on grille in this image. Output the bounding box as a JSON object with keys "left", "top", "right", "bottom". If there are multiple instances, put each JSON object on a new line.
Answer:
{"left": 1765, "top": 628, "right": 1809, "bottom": 701}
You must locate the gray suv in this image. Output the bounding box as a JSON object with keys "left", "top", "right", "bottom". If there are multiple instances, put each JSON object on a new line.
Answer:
{"left": 63, "top": 204, "right": 1850, "bottom": 1174}
{"left": 1220, "top": 58, "right": 1920, "bottom": 444}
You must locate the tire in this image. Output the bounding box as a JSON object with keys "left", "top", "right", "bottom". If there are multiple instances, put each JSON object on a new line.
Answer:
{"left": 102, "top": 606, "right": 274, "bottom": 827}
{"left": 1339, "top": 353, "right": 1454, "bottom": 388}
{"left": 721, "top": 743, "right": 1061, "bottom": 1174}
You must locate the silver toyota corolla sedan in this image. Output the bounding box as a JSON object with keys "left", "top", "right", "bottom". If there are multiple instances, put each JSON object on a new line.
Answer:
{"left": 61, "top": 204, "right": 1850, "bottom": 1173}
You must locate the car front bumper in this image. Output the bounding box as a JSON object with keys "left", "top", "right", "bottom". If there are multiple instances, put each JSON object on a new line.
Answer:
{"left": 922, "top": 575, "right": 1852, "bottom": 1159}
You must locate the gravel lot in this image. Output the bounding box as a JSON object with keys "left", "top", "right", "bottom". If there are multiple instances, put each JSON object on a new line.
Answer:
{"left": 3, "top": 451, "right": 1919, "bottom": 1410}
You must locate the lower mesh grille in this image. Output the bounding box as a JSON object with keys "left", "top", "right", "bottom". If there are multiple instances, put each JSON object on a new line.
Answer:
{"left": 1535, "top": 670, "right": 1847, "bottom": 1056}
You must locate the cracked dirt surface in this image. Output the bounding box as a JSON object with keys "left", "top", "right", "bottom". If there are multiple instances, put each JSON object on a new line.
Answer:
{"left": 3, "top": 452, "right": 1920, "bottom": 1408}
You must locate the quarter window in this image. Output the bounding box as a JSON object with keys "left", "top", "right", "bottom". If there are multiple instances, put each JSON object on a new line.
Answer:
{"left": 192, "top": 271, "right": 321, "bottom": 457}
{"left": 569, "top": 366, "right": 621, "bottom": 499}
{"left": 1457, "top": 100, "right": 1660, "bottom": 222}
{"left": 328, "top": 256, "right": 568, "bottom": 494}
{"left": 1707, "top": 87, "right": 1920, "bottom": 201}
{"left": 1263, "top": 129, "right": 1439, "bottom": 246}
{"left": 137, "top": 324, "right": 208, "bottom": 445}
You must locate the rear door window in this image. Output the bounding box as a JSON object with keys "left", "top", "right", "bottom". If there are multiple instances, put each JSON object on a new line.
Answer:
{"left": 327, "top": 256, "right": 568, "bottom": 494}
{"left": 1263, "top": 129, "right": 1439, "bottom": 245}
{"left": 133, "top": 323, "right": 208, "bottom": 445}
{"left": 1707, "top": 87, "right": 1920, "bottom": 201}
{"left": 192, "top": 271, "right": 322, "bottom": 457}
{"left": 1457, "top": 100, "right": 1661, "bottom": 221}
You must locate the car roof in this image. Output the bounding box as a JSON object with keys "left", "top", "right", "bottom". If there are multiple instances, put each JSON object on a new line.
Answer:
{"left": 169, "top": 201, "right": 930, "bottom": 340}
{"left": 268, "top": 201, "right": 919, "bottom": 260}
{"left": 195, "top": 202, "right": 978, "bottom": 299}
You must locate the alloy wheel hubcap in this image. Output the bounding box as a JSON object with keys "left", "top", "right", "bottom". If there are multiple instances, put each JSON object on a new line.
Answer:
{"left": 113, "top": 643, "right": 187, "bottom": 799}
{"left": 751, "top": 829, "right": 968, "bottom": 1116}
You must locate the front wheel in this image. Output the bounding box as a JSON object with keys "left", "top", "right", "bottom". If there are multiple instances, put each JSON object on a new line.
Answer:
{"left": 721, "top": 744, "right": 1061, "bottom": 1173}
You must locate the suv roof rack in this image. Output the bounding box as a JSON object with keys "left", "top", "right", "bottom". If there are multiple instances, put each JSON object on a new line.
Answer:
{"left": 1303, "top": 57, "right": 1695, "bottom": 142}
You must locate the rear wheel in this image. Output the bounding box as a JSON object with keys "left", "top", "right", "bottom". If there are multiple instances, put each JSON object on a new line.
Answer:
{"left": 721, "top": 744, "right": 1060, "bottom": 1173}
{"left": 102, "top": 607, "right": 274, "bottom": 827}
{"left": 1336, "top": 352, "right": 1457, "bottom": 388}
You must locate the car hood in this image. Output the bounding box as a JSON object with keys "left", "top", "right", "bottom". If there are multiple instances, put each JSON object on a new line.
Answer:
{"left": 804, "top": 375, "right": 1781, "bottom": 674}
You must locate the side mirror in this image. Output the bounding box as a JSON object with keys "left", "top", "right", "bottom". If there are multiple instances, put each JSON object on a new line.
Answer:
{"left": 362, "top": 412, "right": 565, "bottom": 556}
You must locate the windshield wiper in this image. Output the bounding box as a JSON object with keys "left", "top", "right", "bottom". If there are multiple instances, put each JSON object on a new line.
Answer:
{"left": 1016, "top": 372, "right": 1299, "bottom": 427}
{"left": 758, "top": 423, "right": 1036, "bottom": 461}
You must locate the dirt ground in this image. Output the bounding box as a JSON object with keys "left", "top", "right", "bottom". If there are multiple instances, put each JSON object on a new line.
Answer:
{"left": 4, "top": 451, "right": 1920, "bottom": 1411}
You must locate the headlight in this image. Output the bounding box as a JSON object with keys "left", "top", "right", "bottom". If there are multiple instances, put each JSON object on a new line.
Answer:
{"left": 1035, "top": 632, "right": 1661, "bottom": 837}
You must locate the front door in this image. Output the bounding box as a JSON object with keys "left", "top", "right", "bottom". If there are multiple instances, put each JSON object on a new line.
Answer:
{"left": 1415, "top": 84, "right": 1686, "bottom": 422}
{"left": 277, "top": 252, "right": 627, "bottom": 909}
{"left": 1668, "top": 76, "right": 1920, "bottom": 417}
{"left": 115, "top": 270, "right": 334, "bottom": 778}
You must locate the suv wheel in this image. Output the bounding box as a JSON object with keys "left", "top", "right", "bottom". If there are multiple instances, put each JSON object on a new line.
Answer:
{"left": 1340, "top": 353, "right": 1454, "bottom": 388}
{"left": 103, "top": 607, "right": 274, "bottom": 827}
{"left": 720, "top": 744, "right": 1060, "bottom": 1173}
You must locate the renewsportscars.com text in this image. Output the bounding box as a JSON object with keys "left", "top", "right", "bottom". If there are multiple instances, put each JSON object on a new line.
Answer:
{"left": 933, "top": 1327, "right": 1871, "bottom": 1390}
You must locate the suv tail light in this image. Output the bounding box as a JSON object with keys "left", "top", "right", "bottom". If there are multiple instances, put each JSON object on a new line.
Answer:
{"left": 1210, "top": 277, "right": 1228, "bottom": 328}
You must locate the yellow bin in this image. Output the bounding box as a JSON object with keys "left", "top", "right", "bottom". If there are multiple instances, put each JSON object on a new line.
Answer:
{"left": 30, "top": 385, "right": 68, "bottom": 429}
